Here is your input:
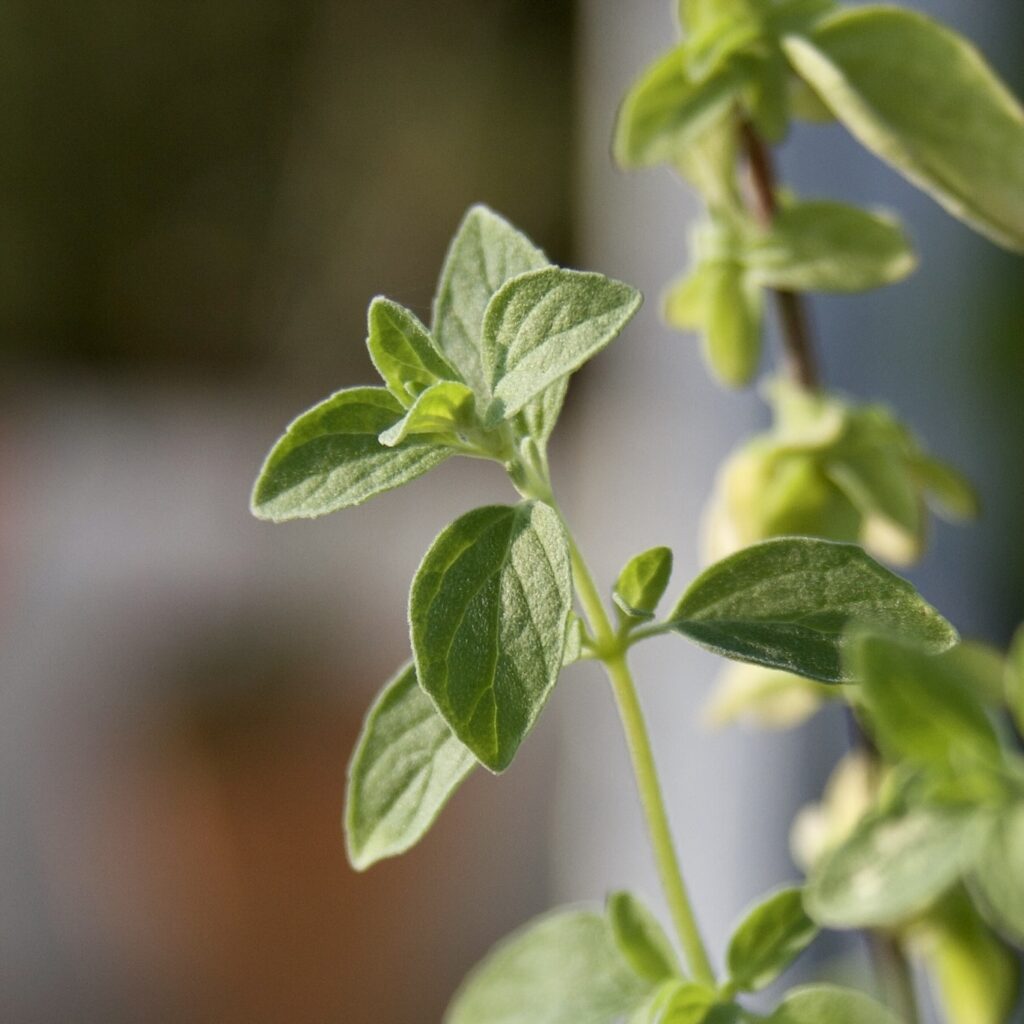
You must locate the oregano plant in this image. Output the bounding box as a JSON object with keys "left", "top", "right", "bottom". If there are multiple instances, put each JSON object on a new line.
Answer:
{"left": 252, "top": 1, "right": 1024, "bottom": 1021}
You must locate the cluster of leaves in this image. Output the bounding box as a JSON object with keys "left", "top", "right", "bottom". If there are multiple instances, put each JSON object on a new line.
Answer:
{"left": 616, "top": 0, "right": 1024, "bottom": 385}
{"left": 703, "top": 378, "right": 978, "bottom": 567}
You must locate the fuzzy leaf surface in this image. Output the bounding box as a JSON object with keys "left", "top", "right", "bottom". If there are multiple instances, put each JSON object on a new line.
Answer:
{"left": 482, "top": 267, "right": 642, "bottom": 425}
{"left": 783, "top": 7, "right": 1024, "bottom": 251}
{"left": 668, "top": 538, "right": 956, "bottom": 682}
{"left": 445, "top": 908, "right": 655, "bottom": 1024}
{"left": 345, "top": 663, "right": 476, "bottom": 870}
{"left": 971, "top": 801, "right": 1024, "bottom": 947}
{"left": 607, "top": 891, "right": 679, "bottom": 984}
{"left": 366, "top": 297, "right": 459, "bottom": 406}
{"left": 410, "top": 502, "right": 571, "bottom": 772}
{"left": 251, "top": 387, "right": 451, "bottom": 521}
{"left": 726, "top": 887, "right": 818, "bottom": 992}
{"left": 378, "top": 381, "right": 477, "bottom": 447}
{"left": 767, "top": 985, "right": 901, "bottom": 1024}
{"left": 614, "top": 547, "right": 674, "bottom": 621}
{"left": 747, "top": 201, "right": 916, "bottom": 292}
{"left": 432, "top": 204, "right": 550, "bottom": 391}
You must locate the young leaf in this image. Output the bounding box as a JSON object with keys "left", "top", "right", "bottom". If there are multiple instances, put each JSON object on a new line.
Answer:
{"left": 615, "top": 47, "right": 743, "bottom": 168}
{"left": 366, "top": 297, "right": 459, "bottom": 407}
{"left": 445, "top": 908, "right": 656, "bottom": 1024}
{"left": 482, "top": 267, "right": 642, "bottom": 425}
{"left": 766, "top": 984, "right": 901, "bottom": 1024}
{"left": 804, "top": 803, "right": 978, "bottom": 927}
{"left": 614, "top": 547, "right": 674, "bottom": 621}
{"left": 970, "top": 801, "right": 1024, "bottom": 947}
{"left": 852, "top": 635, "right": 1003, "bottom": 775}
{"left": 908, "top": 453, "right": 979, "bottom": 523}
{"left": 515, "top": 376, "right": 570, "bottom": 450}
{"left": 251, "top": 387, "right": 452, "bottom": 521}
{"left": 345, "top": 663, "right": 476, "bottom": 871}
{"left": 702, "top": 262, "right": 762, "bottom": 388}
{"left": 629, "top": 979, "right": 717, "bottom": 1024}
{"left": 667, "top": 538, "right": 957, "bottom": 683}
{"left": 747, "top": 201, "right": 916, "bottom": 293}
{"left": 378, "top": 381, "right": 477, "bottom": 447}
{"left": 432, "top": 204, "right": 550, "bottom": 391}
{"left": 410, "top": 502, "right": 572, "bottom": 772}
{"left": 607, "top": 891, "right": 679, "bottom": 984}
{"left": 726, "top": 887, "right": 818, "bottom": 992}
{"left": 782, "top": 7, "right": 1024, "bottom": 252}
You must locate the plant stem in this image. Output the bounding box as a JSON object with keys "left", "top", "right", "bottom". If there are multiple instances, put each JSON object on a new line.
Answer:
{"left": 561, "top": 525, "right": 717, "bottom": 987}
{"left": 738, "top": 120, "right": 820, "bottom": 392}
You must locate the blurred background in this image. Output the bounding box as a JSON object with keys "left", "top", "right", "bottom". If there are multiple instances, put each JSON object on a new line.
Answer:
{"left": 1, "top": 1, "right": 1021, "bottom": 1021}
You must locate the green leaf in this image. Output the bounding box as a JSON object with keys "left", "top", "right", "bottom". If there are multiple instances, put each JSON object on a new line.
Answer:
{"left": 701, "top": 262, "right": 762, "bottom": 389}
{"left": 515, "top": 376, "right": 570, "bottom": 450}
{"left": 344, "top": 663, "right": 476, "bottom": 870}
{"left": 615, "top": 47, "right": 744, "bottom": 168}
{"left": 1008, "top": 627, "right": 1024, "bottom": 738}
{"left": 853, "top": 635, "right": 1003, "bottom": 775}
{"left": 805, "top": 802, "right": 978, "bottom": 927}
{"left": 251, "top": 387, "right": 452, "bottom": 521}
{"left": 607, "top": 891, "right": 679, "bottom": 984}
{"left": 908, "top": 453, "right": 979, "bottom": 522}
{"left": 378, "top": 381, "right": 477, "bottom": 447}
{"left": 747, "top": 201, "right": 916, "bottom": 292}
{"left": 366, "top": 297, "right": 459, "bottom": 407}
{"left": 410, "top": 502, "right": 572, "bottom": 772}
{"left": 970, "top": 801, "right": 1024, "bottom": 947}
{"left": 432, "top": 204, "right": 550, "bottom": 391}
{"left": 630, "top": 980, "right": 718, "bottom": 1024}
{"left": 614, "top": 547, "right": 674, "bottom": 621}
{"left": 783, "top": 7, "right": 1024, "bottom": 252}
{"left": 482, "top": 267, "right": 642, "bottom": 425}
{"left": 445, "top": 908, "right": 656, "bottom": 1024}
{"left": 562, "top": 614, "right": 585, "bottom": 667}
{"left": 726, "top": 887, "right": 819, "bottom": 992}
{"left": 664, "top": 266, "right": 713, "bottom": 331}
{"left": 668, "top": 538, "right": 957, "bottom": 683}
{"left": 766, "top": 984, "right": 901, "bottom": 1024}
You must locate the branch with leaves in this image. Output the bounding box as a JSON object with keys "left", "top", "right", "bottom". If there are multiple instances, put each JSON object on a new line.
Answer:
{"left": 251, "top": 1, "right": 1024, "bottom": 1021}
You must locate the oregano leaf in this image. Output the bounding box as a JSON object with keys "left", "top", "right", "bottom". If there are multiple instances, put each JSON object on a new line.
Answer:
{"left": 629, "top": 980, "right": 718, "bottom": 1024}
{"left": 378, "top": 381, "right": 477, "bottom": 447}
{"left": 969, "top": 801, "right": 1024, "bottom": 948}
{"left": 432, "top": 204, "right": 550, "bottom": 392}
{"left": 410, "top": 502, "right": 572, "bottom": 772}
{"left": 614, "top": 547, "right": 674, "bottom": 621}
{"left": 607, "top": 891, "right": 679, "bottom": 984}
{"left": 702, "top": 261, "right": 762, "bottom": 388}
{"left": 804, "top": 803, "right": 979, "bottom": 928}
{"left": 668, "top": 538, "right": 957, "bottom": 682}
{"left": 345, "top": 663, "right": 476, "bottom": 871}
{"left": 251, "top": 387, "right": 452, "bottom": 522}
{"left": 766, "top": 984, "right": 902, "bottom": 1024}
{"left": 445, "top": 907, "right": 656, "bottom": 1024}
{"left": 725, "top": 886, "right": 818, "bottom": 992}
{"left": 482, "top": 267, "right": 642, "bottom": 426}
{"left": 783, "top": 6, "right": 1024, "bottom": 252}
{"left": 366, "top": 296, "right": 459, "bottom": 407}
{"left": 909, "top": 453, "right": 980, "bottom": 523}
{"left": 746, "top": 200, "right": 916, "bottom": 293}
{"left": 1008, "top": 626, "right": 1024, "bottom": 739}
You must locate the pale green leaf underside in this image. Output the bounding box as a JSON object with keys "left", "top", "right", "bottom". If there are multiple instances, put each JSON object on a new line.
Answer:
{"left": 251, "top": 387, "right": 451, "bottom": 521}
{"left": 668, "top": 538, "right": 957, "bottom": 682}
{"left": 767, "top": 984, "right": 902, "bottom": 1024}
{"left": 970, "top": 801, "right": 1024, "bottom": 947}
{"left": 702, "top": 261, "right": 762, "bottom": 388}
{"left": 482, "top": 267, "right": 642, "bottom": 425}
{"left": 366, "top": 296, "right": 459, "bottom": 407}
{"left": 445, "top": 908, "right": 655, "bottom": 1024}
{"left": 615, "top": 46, "right": 742, "bottom": 168}
{"left": 805, "top": 804, "right": 976, "bottom": 927}
{"left": 345, "top": 663, "right": 476, "bottom": 870}
{"left": 726, "top": 886, "right": 818, "bottom": 992}
{"left": 747, "top": 200, "right": 916, "bottom": 292}
{"left": 410, "top": 502, "right": 572, "bottom": 772}
{"left": 607, "top": 891, "right": 679, "bottom": 984}
{"left": 432, "top": 204, "right": 550, "bottom": 392}
{"left": 783, "top": 7, "right": 1024, "bottom": 252}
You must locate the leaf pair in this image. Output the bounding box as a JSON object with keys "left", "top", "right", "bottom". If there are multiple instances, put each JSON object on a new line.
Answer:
{"left": 805, "top": 634, "right": 1024, "bottom": 948}
{"left": 664, "top": 202, "right": 914, "bottom": 386}
{"left": 251, "top": 205, "right": 641, "bottom": 521}
{"left": 703, "top": 380, "right": 977, "bottom": 566}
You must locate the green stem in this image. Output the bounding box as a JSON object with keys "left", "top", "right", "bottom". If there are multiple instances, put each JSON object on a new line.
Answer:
{"left": 564, "top": 527, "right": 717, "bottom": 987}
